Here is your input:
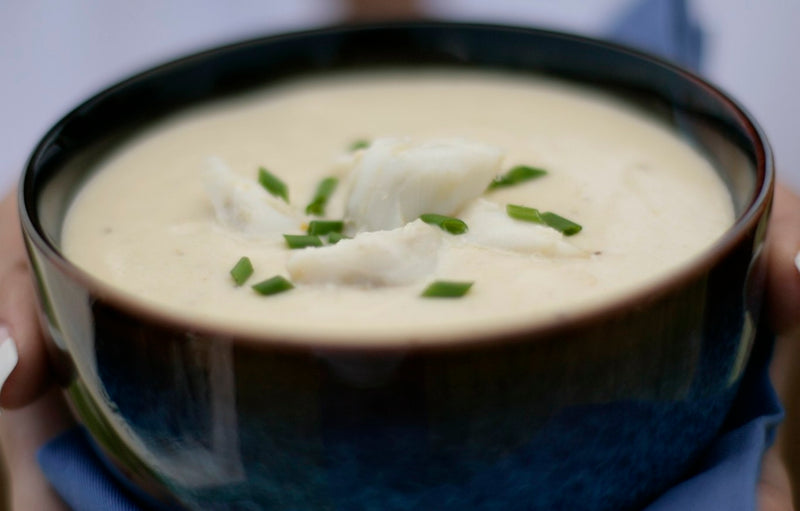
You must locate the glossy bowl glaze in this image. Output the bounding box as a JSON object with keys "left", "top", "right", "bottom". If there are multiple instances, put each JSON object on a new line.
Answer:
{"left": 20, "top": 22, "right": 773, "bottom": 511}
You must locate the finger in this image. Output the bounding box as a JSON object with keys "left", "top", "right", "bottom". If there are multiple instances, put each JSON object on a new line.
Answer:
{"left": 770, "top": 328, "right": 800, "bottom": 509}
{"left": 757, "top": 442, "right": 795, "bottom": 511}
{"left": 0, "top": 266, "right": 53, "bottom": 409}
{"left": 765, "top": 183, "right": 800, "bottom": 336}
{"left": 0, "top": 387, "right": 74, "bottom": 511}
{"left": 762, "top": 183, "right": 800, "bottom": 510}
{"left": 0, "top": 190, "right": 53, "bottom": 409}
{"left": 0, "top": 189, "right": 27, "bottom": 276}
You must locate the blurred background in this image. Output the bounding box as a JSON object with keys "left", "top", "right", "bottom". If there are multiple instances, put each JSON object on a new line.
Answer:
{"left": 1, "top": 0, "right": 798, "bottom": 508}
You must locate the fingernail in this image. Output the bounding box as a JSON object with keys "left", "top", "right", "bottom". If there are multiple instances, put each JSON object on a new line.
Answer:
{"left": 795, "top": 251, "right": 800, "bottom": 274}
{"left": 0, "top": 326, "right": 20, "bottom": 404}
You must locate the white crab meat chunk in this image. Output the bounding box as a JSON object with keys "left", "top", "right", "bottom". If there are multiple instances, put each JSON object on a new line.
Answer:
{"left": 344, "top": 137, "right": 503, "bottom": 233}
{"left": 204, "top": 157, "right": 303, "bottom": 238}
{"left": 460, "top": 199, "right": 585, "bottom": 257}
{"left": 287, "top": 220, "right": 443, "bottom": 287}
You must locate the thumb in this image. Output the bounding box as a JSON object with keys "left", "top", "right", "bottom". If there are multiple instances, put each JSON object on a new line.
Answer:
{"left": 0, "top": 190, "right": 53, "bottom": 409}
{"left": 765, "top": 183, "right": 800, "bottom": 336}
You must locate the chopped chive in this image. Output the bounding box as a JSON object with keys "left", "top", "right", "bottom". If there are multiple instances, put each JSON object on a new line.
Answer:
{"left": 252, "top": 275, "right": 294, "bottom": 296}
{"left": 421, "top": 280, "right": 473, "bottom": 298}
{"left": 284, "top": 234, "right": 323, "bottom": 249}
{"left": 488, "top": 165, "right": 547, "bottom": 190}
{"left": 258, "top": 167, "right": 289, "bottom": 202}
{"left": 542, "top": 212, "right": 583, "bottom": 236}
{"left": 229, "top": 256, "right": 254, "bottom": 286}
{"left": 349, "top": 139, "right": 370, "bottom": 151}
{"left": 307, "top": 220, "right": 344, "bottom": 236}
{"left": 327, "top": 231, "right": 349, "bottom": 244}
{"left": 419, "top": 213, "right": 469, "bottom": 234}
{"left": 419, "top": 213, "right": 468, "bottom": 235}
{"left": 506, "top": 204, "right": 545, "bottom": 224}
{"left": 305, "top": 177, "right": 339, "bottom": 216}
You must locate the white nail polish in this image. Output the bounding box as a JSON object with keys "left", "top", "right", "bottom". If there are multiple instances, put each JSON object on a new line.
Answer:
{"left": 0, "top": 326, "right": 20, "bottom": 402}
{"left": 795, "top": 251, "right": 800, "bottom": 274}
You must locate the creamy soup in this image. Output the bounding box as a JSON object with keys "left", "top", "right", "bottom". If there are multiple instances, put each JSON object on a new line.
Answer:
{"left": 62, "top": 70, "right": 734, "bottom": 343}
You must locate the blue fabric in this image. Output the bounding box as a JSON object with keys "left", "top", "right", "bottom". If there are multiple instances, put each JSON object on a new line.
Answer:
{"left": 38, "top": 428, "right": 164, "bottom": 511}
{"left": 37, "top": 1, "right": 784, "bottom": 510}
{"left": 610, "top": 0, "right": 704, "bottom": 71}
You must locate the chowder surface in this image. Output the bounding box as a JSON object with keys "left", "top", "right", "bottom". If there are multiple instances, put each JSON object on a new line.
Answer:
{"left": 61, "top": 69, "right": 734, "bottom": 342}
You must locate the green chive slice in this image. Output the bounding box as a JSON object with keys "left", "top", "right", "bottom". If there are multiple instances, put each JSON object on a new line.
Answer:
{"left": 327, "top": 232, "right": 349, "bottom": 244}
{"left": 419, "top": 213, "right": 468, "bottom": 235}
{"left": 307, "top": 220, "right": 344, "bottom": 236}
{"left": 258, "top": 167, "right": 289, "bottom": 202}
{"left": 252, "top": 275, "right": 294, "bottom": 296}
{"left": 488, "top": 165, "right": 547, "bottom": 190}
{"left": 506, "top": 204, "right": 545, "bottom": 224}
{"left": 229, "top": 256, "right": 254, "bottom": 286}
{"left": 542, "top": 212, "right": 582, "bottom": 236}
{"left": 305, "top": 177, "right": 339, "bottom": 216}
{"left": 421, "top": 280, "right": 473, "bottom": 298}
{"left": 284, "top": 234, "right": 323, "bottom": 249}
{"left": 349, "top": 139, "right": 370, "bottom": 152}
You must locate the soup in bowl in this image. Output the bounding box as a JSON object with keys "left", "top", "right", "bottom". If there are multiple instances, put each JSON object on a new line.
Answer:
{"left": 20, "top": 23, "right": 773, "bottom": 511}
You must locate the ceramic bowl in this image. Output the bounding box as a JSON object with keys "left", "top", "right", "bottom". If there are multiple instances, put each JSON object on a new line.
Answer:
{"left": 19, "top": 22, "right": 773, "bottom": 511}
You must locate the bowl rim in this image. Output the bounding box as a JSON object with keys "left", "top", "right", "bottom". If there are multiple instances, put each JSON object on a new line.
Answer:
{"left": 19, "top": 20, "right": 775, "bottom": 353}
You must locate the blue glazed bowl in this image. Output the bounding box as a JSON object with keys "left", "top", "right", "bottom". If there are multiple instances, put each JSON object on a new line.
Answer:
{"left": 20, "top": 22, "right": 773, "bottom": 511}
